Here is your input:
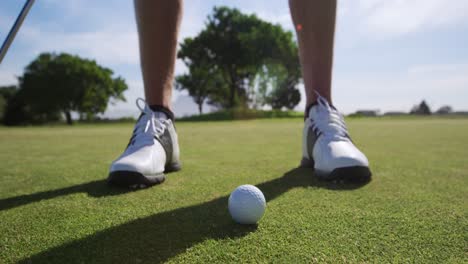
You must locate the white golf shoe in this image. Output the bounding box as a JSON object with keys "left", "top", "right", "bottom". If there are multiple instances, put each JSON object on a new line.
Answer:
{"left": 108, "top": 98, "right": 181, "bottom": 188}
{"left": 301, "top": 94, "right": 371, "bottom": 182}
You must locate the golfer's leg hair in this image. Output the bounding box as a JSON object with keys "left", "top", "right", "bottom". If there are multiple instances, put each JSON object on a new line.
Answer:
{"left": 134, "top": 0, "right": 183, "bottom": 110}
{"left": 289, "top": 0, "right": 336, "bottom": 106}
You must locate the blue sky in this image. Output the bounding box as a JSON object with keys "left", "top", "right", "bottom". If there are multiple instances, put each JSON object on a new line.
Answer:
{"left": 1, "top": 0, "right": 467, "bottom": 117}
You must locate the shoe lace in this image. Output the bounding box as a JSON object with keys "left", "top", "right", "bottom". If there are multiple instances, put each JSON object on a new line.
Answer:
{"left": 310, "top": 92, "right": 350, "bottom": 142}
{"left": 127, "top": 98, "right": 168, "bottom": 149}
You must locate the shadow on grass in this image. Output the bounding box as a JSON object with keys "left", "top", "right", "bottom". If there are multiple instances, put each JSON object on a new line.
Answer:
{"left": 0, "top": 180, "right": 129, "bottom": 211}
{"left": 16, "top": 167, "right": 368, "bottom": 263}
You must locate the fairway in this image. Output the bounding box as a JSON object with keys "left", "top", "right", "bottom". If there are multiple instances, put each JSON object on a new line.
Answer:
{"left": 0, "top": 118, "right": 467, "bottom": 263}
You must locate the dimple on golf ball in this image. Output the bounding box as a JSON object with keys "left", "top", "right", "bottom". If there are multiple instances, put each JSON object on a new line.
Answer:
{"left": 228, "top": 184, "right": 266, "bottom": 224}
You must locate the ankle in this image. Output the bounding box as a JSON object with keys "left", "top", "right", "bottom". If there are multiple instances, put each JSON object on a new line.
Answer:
{"left": 304, "top": 102, "right": 318, "bottom": 119}
{"left": 149, "top": 105, "right": 175, "bottom": 121}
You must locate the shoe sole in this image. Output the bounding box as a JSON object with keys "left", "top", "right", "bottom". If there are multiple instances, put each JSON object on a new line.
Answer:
{"left": 107, "top": 163, "right": 181, "bottom": 189}
{"left": 301, "top": 158, "right": 372, "bottom": 183}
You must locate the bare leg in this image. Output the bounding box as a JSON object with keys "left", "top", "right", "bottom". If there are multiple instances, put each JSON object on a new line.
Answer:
{"left": 134, "top": 0, "right": 183, "bottom": 109}
{"left": 289, "top": 0, "right": 336, "bottom": 106}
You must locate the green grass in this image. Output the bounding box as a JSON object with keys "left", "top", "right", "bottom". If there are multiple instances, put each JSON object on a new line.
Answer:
{"left": 178, "top": 108, "right": 303, "bottom": 122}
{"left": 0, "top": 118, "right": 467, "bottom": 263}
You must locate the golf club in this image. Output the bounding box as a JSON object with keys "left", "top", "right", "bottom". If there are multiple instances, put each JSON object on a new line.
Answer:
{"left": 0, "top": 0, "right": 35, "bottom": 64}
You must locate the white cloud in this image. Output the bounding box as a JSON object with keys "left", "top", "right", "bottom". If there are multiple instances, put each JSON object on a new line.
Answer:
{"left": 407, "top": 63, "right": 468, "bottom": 75}
{"left": 0, "top": 70, "right": 18, "bottom": 86}
{"left": 357, "top": 0, "right": 468, "bottom": 36}
{"left": 250, "top": 11, "right": 292, "bottom": 30}
{"left": 21, "top": 27, "right": 139, "bottom": 66}
{"left": 13, "top": 0, "right": 211, "bottom": 67}
{"left": 333, "top": 63, "right": 468, "bottom": 113}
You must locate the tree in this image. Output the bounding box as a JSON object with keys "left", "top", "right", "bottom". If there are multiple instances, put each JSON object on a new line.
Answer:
{"left": 176, "top": 65, "right": 224, "bottom": 114}
{"left": 0, "top": 85, "right": 17, "bottom": 121}
{"left": 267, "top": 81, "right": 301, "bottom": 110}
{"left": 255, "top": 62, "right": 301, "bottom": 110}
{"left": 410, "top": 100, "right": 431, "bottom": 115}
{"left": 3, "top": 88, "right": 62, "bottom": 125}
{"left": 178, "top": 6, "right": 301, "bottom": 110}
{"left": 436, "top": 105, "right": 453, "bottom": 114}
{"left": 16, "top": 52, "right": 127, "bottom": 125}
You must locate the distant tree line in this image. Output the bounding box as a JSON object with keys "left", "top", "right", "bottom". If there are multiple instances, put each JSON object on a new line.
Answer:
{"left": 0, "top": 53, "right": 127, "bottom": 125}
{"left": 176, "top": 6, "right": 301, "bottom": 114}
{"left": 410, "top": 100, "right": 454, "bottom": 115}
{"left": 350, "top": 100, "right": 459, "bottom": 117}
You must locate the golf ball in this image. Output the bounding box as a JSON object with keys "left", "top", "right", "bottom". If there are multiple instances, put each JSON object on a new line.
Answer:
{"left": 228, "top": 184, "right": 266, "bottom": 224}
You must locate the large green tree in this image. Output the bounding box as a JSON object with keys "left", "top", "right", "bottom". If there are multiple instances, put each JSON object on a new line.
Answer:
{"left": 410, "top": 100, "right": 432, "bottom": 115}
{"left": 0, "top": 85, "right": 17, "bottom": 121}
{"left": 175, "top": 65, "right": 225, "bottom": 114}
{"left": 3, "top": 87, "right": 62, "bottom": 126}
{"left": 16, "top": 52, "right": 127, "bottom": 125}
{"left": 178, "top": 6, "right": 301, "bottom": 110}
{"left": 254, "top": 61, "right": 301, "bottom": 110}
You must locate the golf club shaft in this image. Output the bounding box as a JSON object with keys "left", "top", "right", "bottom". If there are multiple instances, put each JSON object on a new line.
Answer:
{"left": 0, "top": 0, "right": 35, "bottom": 64}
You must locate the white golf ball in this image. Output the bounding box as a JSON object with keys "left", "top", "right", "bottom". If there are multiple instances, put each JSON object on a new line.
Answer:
{"left": 228, "top": 184, "right": 266, "bottom": 224}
